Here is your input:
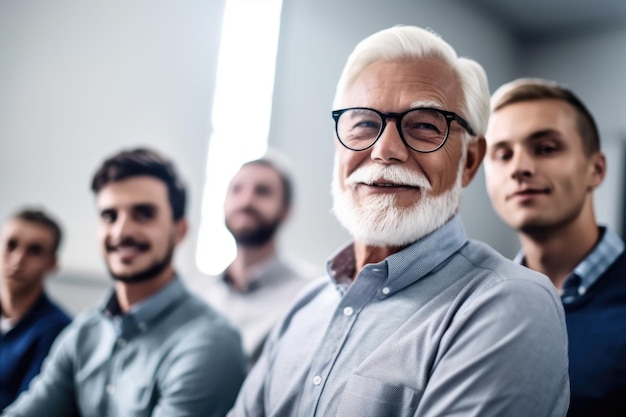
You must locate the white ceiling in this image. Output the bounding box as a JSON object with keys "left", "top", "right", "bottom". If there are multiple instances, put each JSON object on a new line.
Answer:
{"left": 465, "top": 0, "right": 626, "bottom": 41}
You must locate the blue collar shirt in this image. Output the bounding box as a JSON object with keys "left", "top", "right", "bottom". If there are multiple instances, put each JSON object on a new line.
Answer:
{"left": 3, "top": 276, "right": 246, "bottom": 417}
{"left": 229, "top": 215, "right": 569, "bottom": 417}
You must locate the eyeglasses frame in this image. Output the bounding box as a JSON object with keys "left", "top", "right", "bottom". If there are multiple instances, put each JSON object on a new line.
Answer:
{"left": 331, "top": 106, "right": 476, "bottom": 153}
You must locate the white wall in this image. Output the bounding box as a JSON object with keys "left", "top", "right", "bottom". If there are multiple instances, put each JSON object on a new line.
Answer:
{"left": 0, "top": 0, "right": 226, "bottom": 311}
{"left": 2, "top": 0, "right": 623, "bottom": 314}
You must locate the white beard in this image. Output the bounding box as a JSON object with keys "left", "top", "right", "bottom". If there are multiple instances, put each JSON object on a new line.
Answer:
{"left": 331, "top": 157, "right": 464, "bottom": 247}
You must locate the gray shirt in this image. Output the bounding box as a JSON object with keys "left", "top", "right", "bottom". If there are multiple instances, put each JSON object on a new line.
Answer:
{"left": 3, "top": 277, "right": 246, "bottom": 417}
{"left": 228, "top": 216, "right": 570, "bottom": 417}
{"left": 191, "top": 256, "right": 315, "bottom": 362}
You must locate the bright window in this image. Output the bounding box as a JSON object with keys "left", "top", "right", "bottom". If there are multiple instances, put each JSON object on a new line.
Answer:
{"left": 196, "top": 0, "right": 283, "bottom": 274}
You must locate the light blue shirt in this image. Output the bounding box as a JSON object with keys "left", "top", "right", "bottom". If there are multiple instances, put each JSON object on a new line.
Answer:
{"left": 229, "top": 215, "right": 569, "bottom": 417}
{"left": 4, "top": 277, "right": 246, "bottom": 417}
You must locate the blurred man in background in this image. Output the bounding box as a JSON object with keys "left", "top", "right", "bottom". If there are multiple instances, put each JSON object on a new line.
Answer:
{"left": 484, "top": 78, "right": 626, "bottom": 417}
{"left": 0, "top": 208, "right": 71, "bottom": 411}
{"left": 194, "top": 155, "right": 315, "bottom": 366}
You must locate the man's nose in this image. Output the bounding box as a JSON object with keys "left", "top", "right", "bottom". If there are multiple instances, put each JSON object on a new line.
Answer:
{"left": 7, "top": 248, "right": 27, "bottom": 268}
{"left": 109, "top": 214, "right": 135, "bottom": 241}
{"left": 370, "top": 121, "right": 410, "bottom": 163}
{"left": 510, "top": 150, "right": 535, "bottom": 181}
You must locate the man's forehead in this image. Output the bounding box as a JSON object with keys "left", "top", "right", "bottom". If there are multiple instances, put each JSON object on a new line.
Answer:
{"left": 1, "top": 219, "right": 54, "bottom": 245}
{"left": 96, "top": 177, "right": 169, "bottom": 207}
{"left": 232, "top": 164, "right": 282, "bottom": 187}
{"left": 487, "top": 99, "right": 578, "bottom": 143}
{"left": 339, "top": 58, "right": 462, "bottom": 111}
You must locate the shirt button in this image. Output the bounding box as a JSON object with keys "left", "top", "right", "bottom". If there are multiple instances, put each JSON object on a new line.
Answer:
{"left": 106, "top": 384, "right": 115, "bottom": 395}
{"left": 312, "top": 375, "right": 322, "bottom": 385}
{"left": 343, "top": 306, "right": 354, "bottom": 316}
{"left": 578, "top": 286, "right": 586, "bottom": 295}
{"left": 382, "top": 287, "right": 390, "bottom": 295}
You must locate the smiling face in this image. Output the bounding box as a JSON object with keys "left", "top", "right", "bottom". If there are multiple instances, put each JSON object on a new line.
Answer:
{"left": 331, "top": 58, "right": 485, "bottom": 247}
{"left": 0, "top": 219, "right": 57, "bottom": 298}
{"left": 484, "top": 98, "right": 604, "bottom": 234}
{"left": 96, "top": 176, "right": 187, "bottom": 284}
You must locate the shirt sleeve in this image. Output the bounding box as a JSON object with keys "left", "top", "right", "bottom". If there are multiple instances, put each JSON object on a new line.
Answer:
{"left": 414, "top": 279, "right": 570, "bottom": 417}
{"left": 17, "top": 321, "right": 70, "bottom": 394}
{"left": 152, "top": 321, "right": 247, "bottom": 417}
{"left": 2, "top": 325, "right": 79, "bottom": 417}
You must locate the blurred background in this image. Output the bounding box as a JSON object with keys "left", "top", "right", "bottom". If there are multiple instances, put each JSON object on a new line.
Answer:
{"left": 1, "top": 0, "right": 624, "bottom": 314}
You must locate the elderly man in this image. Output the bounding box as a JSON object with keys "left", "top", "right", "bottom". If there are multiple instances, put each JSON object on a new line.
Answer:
{"left": 228, "top": 26, "right": 569, "bottom": 417}
{"left": 3, "top": 148, "right": 246, "bottom": 417}
{"left": 484, "top": 78, "right": 626, "bottom": 417}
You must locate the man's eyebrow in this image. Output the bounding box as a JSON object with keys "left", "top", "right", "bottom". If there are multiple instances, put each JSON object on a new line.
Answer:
{"left": 528, "top": 129, "right": 561, "bottom": 141}
{"left": 488, "top": 140, "right": 510, "bottom": 149}
{"left": 409, "top": 100, "right": 442, "bottom": 109}
{"left": 132, "top": 203, "right": 158, "bottom": 213}
{"left": 27, "top": 242, "right": 45, "bottom": 251}
{"left": 488, "top": 129, "right": 562, "bottom": 149}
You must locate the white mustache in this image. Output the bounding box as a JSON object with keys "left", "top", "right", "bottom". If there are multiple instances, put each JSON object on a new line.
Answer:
{"left": 346, "top": 165, "right": 432, "bottom": 190}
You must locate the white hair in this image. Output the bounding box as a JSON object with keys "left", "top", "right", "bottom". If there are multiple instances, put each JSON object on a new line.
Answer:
{"left": 333, "top": 25, "right": 490, "bottom": 140}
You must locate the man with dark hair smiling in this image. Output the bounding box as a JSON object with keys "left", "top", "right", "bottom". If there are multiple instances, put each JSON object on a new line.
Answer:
{"left": 3, "top": 148, "right": 246, "bottom": 417}
{"left": 194, "top": 155, "right": 315, "bottom": 366}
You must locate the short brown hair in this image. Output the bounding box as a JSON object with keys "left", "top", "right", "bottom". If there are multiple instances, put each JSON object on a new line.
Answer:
{"left": 91, "top": 148, "right": 187, "bottom": 220}
{"left": 11, "top": 208, "right": 63, "bottom": 254}
{"left": 491, "top": 78, "right": 600, "bottom": 155}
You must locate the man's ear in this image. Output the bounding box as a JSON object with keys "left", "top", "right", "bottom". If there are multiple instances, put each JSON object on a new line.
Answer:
{"left": 47, "top": 255, "right": 59, "bottom": 276}
{"left": 588, "top": 151, "right": 607, "bottom": 190}
{"left": 279, "top": 205, "right": 291, "bottom": 224}
{"left": 462, "top": 136, "right": 487, "bottom": 187}
{"left": 174, "top": 218, "right": 189, "bottom": 245}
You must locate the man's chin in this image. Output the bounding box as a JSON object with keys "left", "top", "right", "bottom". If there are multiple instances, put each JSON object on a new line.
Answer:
{"left": 333, "top": 187, "right": 461, "bottom": 248}
{"left": 110, "top": 271, "right": 151, "bottom": 284}
{"left": 107, "top": 265, "right": 162, "bottom": 284}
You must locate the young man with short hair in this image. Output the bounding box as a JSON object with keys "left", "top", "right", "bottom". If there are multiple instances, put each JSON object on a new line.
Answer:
{"left": 0, "top": 208, "right": 71, "bottom": 410}
{"left": 484, "top": 78, "right": 626, "bottom": 417}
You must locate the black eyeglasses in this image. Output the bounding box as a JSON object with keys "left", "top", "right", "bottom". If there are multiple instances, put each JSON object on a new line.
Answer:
{"left": 331, "top": 107, "right": 476, "bottom": 153}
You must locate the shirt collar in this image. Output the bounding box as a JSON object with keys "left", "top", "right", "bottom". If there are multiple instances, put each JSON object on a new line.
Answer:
{"left": 327, "top": 215, "right": 468, "bottom": 295}
{"left": 514, "top": 226, "right": 625, "bottom": 292}
{"left": 101, "top": 276, "right": 186, "bottom": 333}
{"left": 223, "top": 255, "right": 283, "bottom": 293}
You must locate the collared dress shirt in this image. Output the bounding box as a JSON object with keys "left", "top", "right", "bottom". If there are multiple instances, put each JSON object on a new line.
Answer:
{"left": 228, "top": 215, "right": 570, "bottom": 417}
{"left": 0, "top": 293, "right": 71, "bottom": 410}
{"left": 3, "top": 277, "right": 246, "bottom": 417}
{"left": 516, "top": 226, "right": 626, "bottom": 417}
{"left": 191, "top": 255, "right": 315, "bottom": 363}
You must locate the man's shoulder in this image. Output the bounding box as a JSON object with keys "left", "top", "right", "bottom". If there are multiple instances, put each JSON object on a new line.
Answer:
{"left": 167, "top": 288, "right": 241, "bottom": 338}
{"left": 457, "top": 239, "right": 557, "bottom": 293}
{"left": 29, "top": 293, "right": 72, "bottom": 327}
{"left": 603, "top": 247, "right": 626, "bottom": 274}
{"left": 278, "top": 256, "right": 322, "bottom": 280}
